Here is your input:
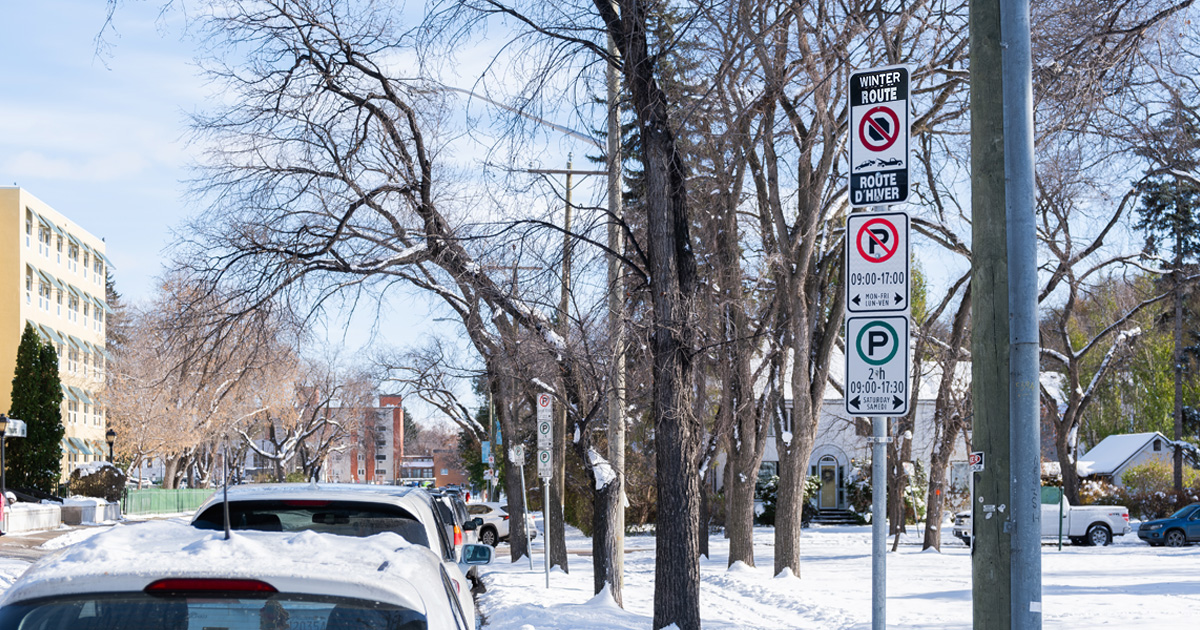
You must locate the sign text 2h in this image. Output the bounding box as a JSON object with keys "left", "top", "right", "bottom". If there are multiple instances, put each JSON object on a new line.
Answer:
{"left": 849, "top": 66, "right": 910, "bottom": 207}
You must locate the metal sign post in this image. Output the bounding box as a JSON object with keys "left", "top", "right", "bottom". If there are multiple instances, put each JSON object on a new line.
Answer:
{"left": 848, "top": 63, "right": 911, "bottom": 630}
{"left": 512, "top": 444, "right": 534, "bottom": 570}
{"left": 536, "top": 393, "right": 553, "bottom": 588}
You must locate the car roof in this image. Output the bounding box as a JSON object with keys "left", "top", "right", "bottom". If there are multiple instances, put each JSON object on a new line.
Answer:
{"left": 191, "top": 483, "right": 453, "bottom": 558}
{"left": 0, "top": 521, "right": 448, "bottom": 618}
{"left": 193, "top": 483, "right": 438, "bottom": 520}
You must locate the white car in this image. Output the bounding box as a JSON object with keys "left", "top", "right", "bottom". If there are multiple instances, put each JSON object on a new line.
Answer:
{"left": 467, "top": 501, "right": 536, "bottom": 547}
{"left": 190, "top": 483, "right": 486, "bottom": 626}
{"left": 0, "top": 520, "right": 491, "bottom": 630}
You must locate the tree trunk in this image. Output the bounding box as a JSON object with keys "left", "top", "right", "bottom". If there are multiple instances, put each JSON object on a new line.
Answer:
{"left": 609, "top": 0, "right": 701, "bottom": 626}
{"left": 1174, "top": 273, "right": 1184, "bottom": 494}
{"left": 162, "top": 456, "right": 182, "bottom": 490}
{"left": 1055, "top": 417, "right": 1081, "bottom": 505}
{"left": 592, "top": 470, "right": 623, "bottom": 604}
{"left": 496, "top": 376, "right": 530, "bottom": 563}
{"left": 726, "top": 457, "right": 758, "bottom": 566}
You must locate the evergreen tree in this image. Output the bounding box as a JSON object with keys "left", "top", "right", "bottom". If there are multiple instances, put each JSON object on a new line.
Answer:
{"left": 7, "top": 323, "right": 65, "bottom": 493}
{"left": 1136, "top": 176, "right": 1200, "bottom": 493}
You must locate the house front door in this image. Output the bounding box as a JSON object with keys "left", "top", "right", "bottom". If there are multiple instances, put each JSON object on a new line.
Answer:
{"left": 820, "top": 463, "right": 837, "bottom": 509}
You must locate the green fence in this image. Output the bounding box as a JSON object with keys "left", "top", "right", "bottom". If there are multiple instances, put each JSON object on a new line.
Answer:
{"left": 122, "top": 488, "right": 217, "bottom": 516}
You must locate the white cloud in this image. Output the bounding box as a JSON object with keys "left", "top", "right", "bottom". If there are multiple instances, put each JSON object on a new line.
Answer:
{"left": 1, "top": 150, "right": 150, "bottom": 183}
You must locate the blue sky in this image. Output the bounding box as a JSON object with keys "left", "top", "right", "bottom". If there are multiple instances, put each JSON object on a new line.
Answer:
{"left": 0, "top": 1, "right": 608, "bottom": 419}
{"left": 1, "top": 1, "right": 202, "bottom": 304}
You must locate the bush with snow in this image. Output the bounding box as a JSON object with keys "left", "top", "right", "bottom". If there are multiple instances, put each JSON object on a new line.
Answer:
{"left": 67, "top": 463, "right": 126, "bottom": 503}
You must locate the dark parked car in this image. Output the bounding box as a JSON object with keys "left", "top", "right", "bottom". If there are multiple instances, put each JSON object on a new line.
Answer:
{"left": 1137, "top": 503, "right": 1200, "bottom": 547}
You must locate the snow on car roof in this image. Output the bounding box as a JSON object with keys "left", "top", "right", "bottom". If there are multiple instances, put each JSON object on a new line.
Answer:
{"left": 194, "top": 482, "right": 432, "bottom": 510}
{"left": 1, "top": 520, "right": 440, "bottom": 609}
{"left": 1076, "top": 432, "right": 1166, "bottom": 476}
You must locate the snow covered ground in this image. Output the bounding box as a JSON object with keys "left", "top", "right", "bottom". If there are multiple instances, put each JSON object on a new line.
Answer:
{"left": 0, "top": 516, "right": 1196, "bottom": 628}
{"left": 477, "top": 521, "right": 1200, "bottom": 629}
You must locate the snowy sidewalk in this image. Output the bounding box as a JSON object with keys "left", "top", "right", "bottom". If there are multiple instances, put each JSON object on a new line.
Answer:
{"left": 475, "top": 522, "right": 1200, "bottom": 629}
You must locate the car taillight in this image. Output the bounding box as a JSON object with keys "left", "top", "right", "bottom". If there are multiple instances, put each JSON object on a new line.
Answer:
{"left": 502, "top": 515, "right": 510, "bottom": 521}
{"left": 1122, "top": 512, "right": 1130, "bottom": 522}
{"left": 454, "top": 524, "right": 463, "bottom": 547}
{"left": 145, "top": 579, "right": 277, "bottom": 594}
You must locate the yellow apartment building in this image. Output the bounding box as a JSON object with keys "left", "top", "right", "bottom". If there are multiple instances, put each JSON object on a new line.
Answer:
{"left": 0, "top": 187, "right": 111, "bottom": 481}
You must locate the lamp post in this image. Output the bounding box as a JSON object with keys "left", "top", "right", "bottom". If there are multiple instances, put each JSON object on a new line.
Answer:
{"left": 0, "top": 414, "right": 8, "bottom": 502}
{"left": 105, "top": 428, "right": 116, "bottom": 463}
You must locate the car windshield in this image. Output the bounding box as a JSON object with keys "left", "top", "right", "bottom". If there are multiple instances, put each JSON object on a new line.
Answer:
{"left": 0, "top": 591, "right": 427, "bottom": 630}
{"left": 192, "top": 500, "right": 429, "bottom": 548}
{"left": 1169, "top": 504, "right": 1198, "bottom": 519}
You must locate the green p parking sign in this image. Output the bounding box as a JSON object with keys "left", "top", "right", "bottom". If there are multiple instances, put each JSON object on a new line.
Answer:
{"left": 845, "top": 315, "right": 910, "bottom": 416}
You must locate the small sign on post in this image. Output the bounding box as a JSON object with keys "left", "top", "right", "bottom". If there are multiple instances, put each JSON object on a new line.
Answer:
{"left": 537, "top": 448, "right": 553, "bottom": 479}
{"left": 510, "top": 444, "right": 525, "bottom": 465}
{"left": 969, "top": 451, "right": 985, "bottom": 473}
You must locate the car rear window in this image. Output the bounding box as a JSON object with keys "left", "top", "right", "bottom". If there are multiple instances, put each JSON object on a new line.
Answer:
{"left": 0, "top": 591, "right": 427, "bottom": 630}
{"left": 192, "top": 500, "right": 429, "bottom": 548}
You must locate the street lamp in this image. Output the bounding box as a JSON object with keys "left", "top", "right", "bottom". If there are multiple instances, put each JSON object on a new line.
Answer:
{"left": 0, "top": 414, "right": 8, "bottom": 502}
{"left": 105, "top": 428, "right": 116, "bottom": 463}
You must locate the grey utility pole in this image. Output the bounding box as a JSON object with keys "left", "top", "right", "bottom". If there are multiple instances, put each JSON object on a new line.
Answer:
{"left": 1001, "top": 0, "right": 1042, "bottom": 625}
{"left": 970, "top": 0, "right": 1012, "bottom": 626}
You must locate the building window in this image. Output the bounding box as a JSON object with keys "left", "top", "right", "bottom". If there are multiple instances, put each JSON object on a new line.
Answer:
{"left": 56, "top": 235, "right": 63, "bottom": 263}
{"left": 82, "top": 252, "right": 89, "bottom": 279}
{"left": 25, "top": 209, "right": 32, "bottom": 247}
{"left": 440, "top": 468, "right": 449, "bottom": 476}
{"left": 56, "top": 290, "right": 63, "bottom": 316}
{"left": 67, "top": 347, "right": 78, "bottom": 373}
{"left": 1154, "top": 439, "right": 1162, "bottom": 452}
{"left": 68, "top": 401, "right": 78, "bottom": 425}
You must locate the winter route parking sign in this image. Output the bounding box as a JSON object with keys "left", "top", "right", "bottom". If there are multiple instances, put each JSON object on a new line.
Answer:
{"left": 845, "top": 315, "right": 910, "bottom": 416}
{"left": 849, "top": 66, "right": 910, "bottom": 207}
{"left": 845, "top": 210, "right": 910, "bottom": 313}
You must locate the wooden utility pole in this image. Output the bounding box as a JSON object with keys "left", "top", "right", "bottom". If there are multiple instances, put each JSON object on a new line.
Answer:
{"left": 971, "top": 0, "right": 1012, "bottom": 626}
{"left": 527, "top": 160, "right": 606, "bottom": 575}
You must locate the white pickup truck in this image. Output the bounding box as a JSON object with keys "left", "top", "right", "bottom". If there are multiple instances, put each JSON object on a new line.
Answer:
{"left": 953, "top": 488, "right": 1130, "bottom": 546}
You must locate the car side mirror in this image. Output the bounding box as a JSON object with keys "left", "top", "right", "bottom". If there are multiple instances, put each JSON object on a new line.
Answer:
{"left": 473, "top": 517, "right": 483, "bottom": 528}
{"left": 462, "top": 518, "right": 479, "bottom": 531}
{"left": 461, "top": 543, "right": 494, "bottom": 566}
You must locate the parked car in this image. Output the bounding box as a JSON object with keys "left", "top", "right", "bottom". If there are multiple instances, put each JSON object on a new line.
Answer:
{"left": 190, "top": 483, "right": 486, "bottom": 626}
{"left": 430, "top": 490, "right": 480, "bottom": 558}
{"left": 0, "top": 519, "right": 491, "bottom": 630}
{"left": 953, "top": 487, "right": 1130, "bottom": 546}
{"left": 1137, "top": 503, "right": 1200, "bottom": 547}
{"left": 466, "top": 502, "right": 536, "bottom": 547}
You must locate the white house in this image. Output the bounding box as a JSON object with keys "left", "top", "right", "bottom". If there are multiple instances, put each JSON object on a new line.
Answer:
{"left": 1076, "top": 431, "right": 1178, "bottom": 487}
{"left": 717, "top": 349, "right": 971, "bottom": 513}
